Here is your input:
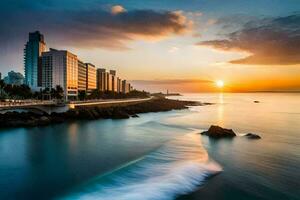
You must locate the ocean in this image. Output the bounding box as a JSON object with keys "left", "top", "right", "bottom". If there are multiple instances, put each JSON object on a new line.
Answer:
{"left": 0, "top": 93, "right": 299, "bottom": 200}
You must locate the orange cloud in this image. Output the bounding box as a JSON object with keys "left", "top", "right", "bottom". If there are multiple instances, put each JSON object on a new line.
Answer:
{"left": 111, "top": 5, "right": 126, "bottom": 15}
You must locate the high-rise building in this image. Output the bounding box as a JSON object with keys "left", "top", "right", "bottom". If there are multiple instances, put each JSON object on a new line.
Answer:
{"left": 121, "top": 80, "right": 127, "bottom": 94}
{"left": 41, "top": 48, "right": 78, "bottom": 100}
{"left": 109, "top": 70, "right": 116, "bottom": 76}
{"left": 97, "top": 68, "right": 106, "bottom": 91}
{"left": 78, "top": 60, "right": 87, "bottom": 92}
{"left": 106, "top": 72, "right": 113, "bottom": 91}
{"left": 112, "top": 76, "right": 118, "bottom": 92}
{"left": 117, "top": 78, "right": 121, "bottom": 93}
{"left": 121, "top": 80, "right": 132, "bottom": 94}
{"left": 86, "top": 63, "right": 96, "bottom": 94}
{"left": 108, "top": 70, "right": 118, "bottom": 92}
{"left": 3, "top": 71, "right": 24, "bottom": 85}
{"left": 24, "top": 31, "right": 46, "bottom": 90}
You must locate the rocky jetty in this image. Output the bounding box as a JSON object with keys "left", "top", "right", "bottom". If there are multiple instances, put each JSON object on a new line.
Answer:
{"left": 0, "top": 98, "right": 199, "bottom": 128}
{"left": 201, "top": 125, "right": 236, "bottom": 138}
{"left": 245, "top": 133, "right": 261, "bottom": 139}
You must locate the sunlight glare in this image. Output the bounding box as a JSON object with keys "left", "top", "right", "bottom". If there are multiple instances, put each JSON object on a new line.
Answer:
{"left": 216, "top": 80, "right": 224, "bottom": 88}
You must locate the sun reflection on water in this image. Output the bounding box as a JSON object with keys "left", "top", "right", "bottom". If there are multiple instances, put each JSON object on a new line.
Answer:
{"left": 218, "top": 93, "right": 224, "bottom": 126}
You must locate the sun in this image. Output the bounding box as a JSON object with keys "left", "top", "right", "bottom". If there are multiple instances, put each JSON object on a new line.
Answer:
{"left": 216, "top": 80, "right": 224, "bottom": 88}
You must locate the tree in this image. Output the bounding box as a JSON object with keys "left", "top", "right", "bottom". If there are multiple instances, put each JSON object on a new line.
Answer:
{"left": 55, "top": 85, "right": 64, "bottom": 100}
{"left": 78, "top": 90, "right": 87, "bottom": 101}
{"left": 51, "top": 85, "right": 64, "bottom": 100}
{"left": 88, "top": 89, "right": 101, "bottom": 99}
{"left": 0, "top": 80, "right": 6, "bottom": 99}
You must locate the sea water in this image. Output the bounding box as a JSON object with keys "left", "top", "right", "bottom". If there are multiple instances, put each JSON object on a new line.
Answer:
{"left": 0, "top": 93, "right": 299, "bottom": 200}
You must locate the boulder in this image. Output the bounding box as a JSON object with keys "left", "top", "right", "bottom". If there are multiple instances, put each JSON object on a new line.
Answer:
{"left": 201, "top": 125, "right": 236, "bottom": 138}
{"left": 245, "top": 133, "right": 261, "bottom": 139}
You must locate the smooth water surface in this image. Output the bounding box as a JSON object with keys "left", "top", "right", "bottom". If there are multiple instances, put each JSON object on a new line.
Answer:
{"left": 0, "top": 93, "right": 299, "bottom": 200}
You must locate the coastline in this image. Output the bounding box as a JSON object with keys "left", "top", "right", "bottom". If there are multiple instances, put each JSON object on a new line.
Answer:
{"left": 0, "top": 98, "right": 204, "bottom": 128}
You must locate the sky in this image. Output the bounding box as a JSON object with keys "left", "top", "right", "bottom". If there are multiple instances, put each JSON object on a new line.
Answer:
{"left": 0, "top": 0, "right": 300, "bottom": 92}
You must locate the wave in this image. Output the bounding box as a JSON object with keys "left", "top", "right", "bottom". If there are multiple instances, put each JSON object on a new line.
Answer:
{"left": 58, "top": 131, "right": 222, "bottom": 200}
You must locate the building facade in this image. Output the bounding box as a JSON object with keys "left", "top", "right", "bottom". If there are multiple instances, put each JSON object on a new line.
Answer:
{"left": 86, "top": 63, "right": 97, "bottom": 94}
{"left": 121, "top": 80, "right": 131, "bottom": 94}
{"left": 117, "top": 78, "right": 121, "bottom": 93}
{"left": 41, "top": 48, "right": 78, "bottom": 100}
{"left": 78, "top": 60, "right": 87, "bottom": 92}
{"left": 109, "top": 70, "right": 116, "bottom": 76}
{"left": 106, "top": 72, "right": 113, "bottom": 91}
{"left": 112, "top": 76, "right": 118, "bottom": 92}
{"left": 96, "top": 68, "right": 106, "bottom": 91}
{"left": 24, "top": 31, "right": 46, "bottom": 90}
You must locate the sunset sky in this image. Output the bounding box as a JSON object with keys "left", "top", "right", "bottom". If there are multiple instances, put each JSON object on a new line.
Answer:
{"left": 1, "top": 0, "right": 300, "bottom": 92}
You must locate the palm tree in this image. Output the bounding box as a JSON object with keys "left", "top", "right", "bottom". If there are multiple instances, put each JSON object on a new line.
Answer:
{"left": 54, "top": 85, "right": 64, "bottom": 100}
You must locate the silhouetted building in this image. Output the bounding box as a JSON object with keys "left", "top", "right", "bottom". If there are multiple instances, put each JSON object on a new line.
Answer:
{"left": 41, "top": 48, "right": 78, "bottom": 100}
{"left": 78, "top": 60, "right": 87, "bottom": 92}
{"left": 24, "top": 31, "right": 46, "bottom": 90}
{"left": 3, "top": 71, "right": 24, "bottom": 85}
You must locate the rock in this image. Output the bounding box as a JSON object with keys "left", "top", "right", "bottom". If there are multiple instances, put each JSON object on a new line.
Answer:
{"left": 245, "top": 133, "right": 261, "bottom": 139}
{"left": 111, "top": 108, "right": 130, "bottom": 119}
{"left": 0, "top": 98, "right": 205, "bottom": 128}
{"left": 131, "top": 114, "right": 139, "bottom": 118}
{"left": 254, "top": 101, "right": 260, "bottom": 103}
{"left": 201, "top": 125, "right": 236, "bottom": 138}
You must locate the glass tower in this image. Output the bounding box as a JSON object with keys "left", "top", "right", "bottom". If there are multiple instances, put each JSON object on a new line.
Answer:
{"left": 24, "top": 31, "right": 46, "bottom": 90}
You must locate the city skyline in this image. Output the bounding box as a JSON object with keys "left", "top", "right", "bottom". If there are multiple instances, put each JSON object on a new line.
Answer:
{"left": 19, "top": 31, "right": 134, "bottom": 100}
{"left": 1, "top": 0, "right": 300, "bottom": 92}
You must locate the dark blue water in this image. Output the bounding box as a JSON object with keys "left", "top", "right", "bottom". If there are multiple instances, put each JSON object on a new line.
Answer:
{"left": 0, "top": 93, "right": 299, "bottom": 200}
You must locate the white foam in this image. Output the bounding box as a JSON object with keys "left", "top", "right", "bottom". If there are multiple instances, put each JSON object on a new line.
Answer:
{"left": 59, "top": 132, "right": 222, "bottom": 200}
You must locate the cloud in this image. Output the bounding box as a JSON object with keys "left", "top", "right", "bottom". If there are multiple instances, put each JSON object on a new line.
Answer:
{"left": 131, "top": 79, "right": 212, "bottom": 85}
{"left": 0, "top": 5, "right": 193, "bottom": 50}
{"left": 197, "top": 14, "right": 300, "bottom": 65}
{"left": 131, "top": 79, "right": 215, "bottom": 93}
{"left": 111, "top": 5, "right": 126, "bottom": 15}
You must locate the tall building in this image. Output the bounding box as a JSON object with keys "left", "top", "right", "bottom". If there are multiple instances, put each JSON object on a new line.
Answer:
{"left": 24, "top": 31, "right": 46, "bottom": 90}
{"left": 86, "top": 63, "right": 96, "bottom": 94}
{"left": 97, "top": 68, "right": 106, "bottom": 91}
{"left": 106, "top": 72, "right": 113, "bottom": 91}
{"left": 41, "top": 48, "right": 78, "bottom": 100}
{"left": 78, "top": 60, "right": 87, "bottom": 92}
{"left": 112, "top": 76, "right": 118, "bottom": 92}
{"left": 121, "top": 80, "right": 132, "bottom": 94}
{"left": 109, "top": 70, "right": 116, "bottom": 76}
{"left": 3, "top": 71, "right": 24, "bottom": 85}
{"left": 109, "top": 70, "right": 118, "bottom": 92}
{"left": 117, "top": 78, "right": 121, "bottom": 93}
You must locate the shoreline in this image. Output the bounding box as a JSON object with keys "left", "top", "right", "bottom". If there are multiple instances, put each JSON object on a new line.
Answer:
{"left": 0, "top": 98, "right": 205, "bottom": 129}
